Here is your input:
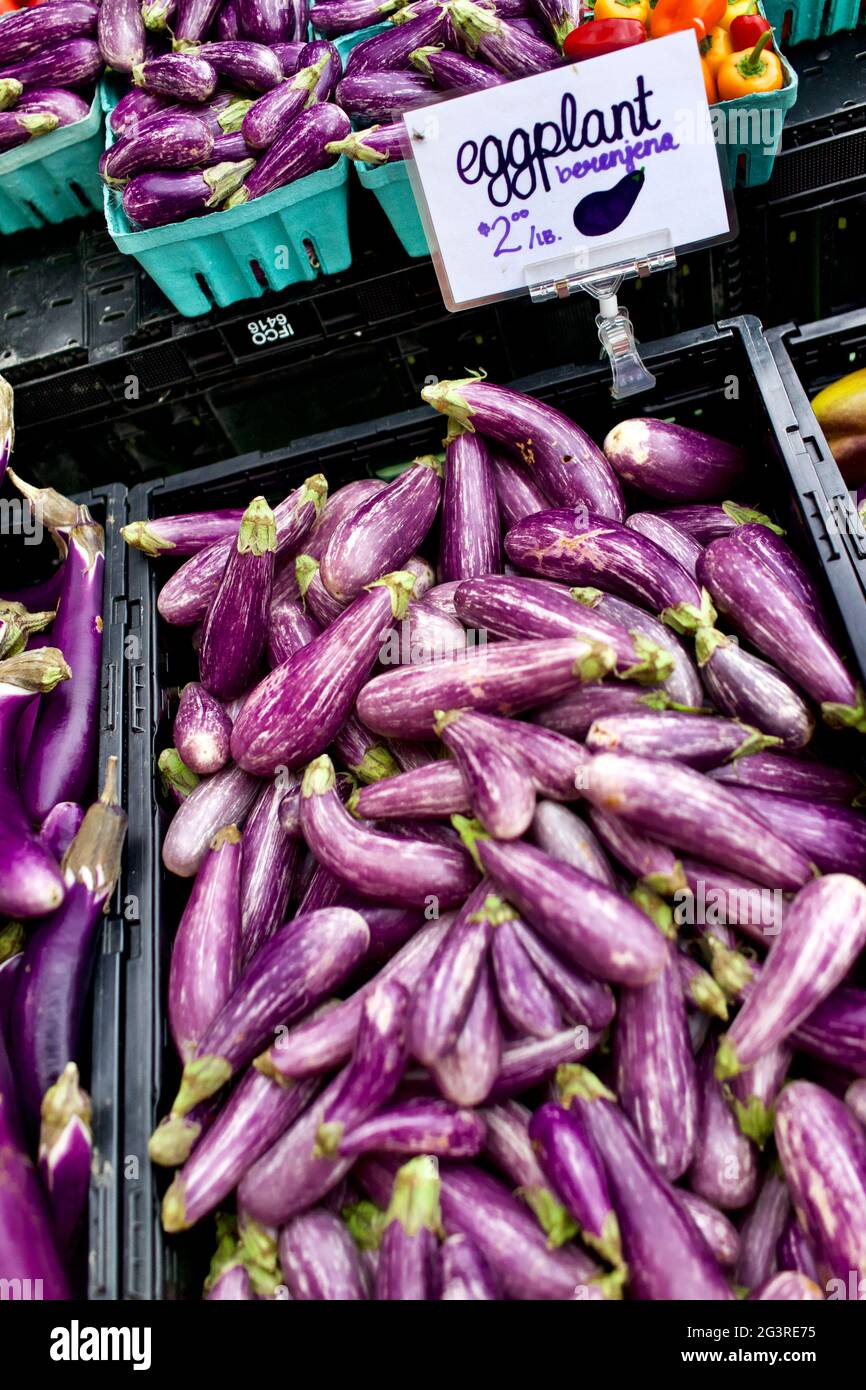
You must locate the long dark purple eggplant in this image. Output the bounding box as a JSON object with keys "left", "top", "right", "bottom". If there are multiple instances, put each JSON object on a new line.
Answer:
{"left": 226, "top": 102, "right": 350, "bottom": 204}
{"left": 556, "top": 1065, "right": 734, "bottom": 1300}
{"left": 168, "top": 825, "right": 242, "bottom": 1064}
{"left": 132, "top": 52, "right": 218, "bottom": 101}
{"left": 0, "top": 2, "right": 98, "bottom": 65}
{"left": 586, "top": 709, "right": 780, "bottom": 769}
{"left": 697, "top": 627, "right": 816, "bottom": 749}
{"left": 603, "top": 419, "right": 744, "bottom": 501}
{"left": 506, "top": 509, "right": 715, "bottom": 634}
{"left": 529, "top": 1102, "right": 623, "bottom": 1267}
{"left": 122, "top": 160, "right": 255, "bottom": 228}
{"left": 22, "top": 511, "right": 103, "bottom": 826}
{"left": 11, "top": 762, "right": 126, "bottom": 1135}
{"left": 440, "top": 1234, "right": 499, "bottom": 1299}
{"left": 688, "top": 1040, "right": 759, "bottom": 1210}
{"left": 174, "top": 0, "right": 223, "bottom": 40}
{"left": 320, "top": 457, "right": 441, "bottom": 603}
{"left": 717, "top": 874, "right": 866, "bottom": 1079}
{"left": 735, "top": 787, "right": 866, "bottom": 876}
{"left": 775, "top": 1081, "right": 866, "bottom": 1283}
{"left": 409, "top": 881, "right": 493, "bottom": 1065}
{"left": 435, "top": 709, "right": 535, "bottom": 839}
{"left": 708, "top": 751, "right": 860, "bottom": 803}
{"left": 279, "top": 1209, "right": 370, "bottom": 1299}
{"left": 196, "top": 39, "right": 283, "bottom": 89}
{"left": 310, "top": 0, "right": 400, "bottom": 33}
{"left": 736, "top": 1172, "right": 789, "bottom": 1292}
{"left": 376, "top": 1156, "right": 441, "bottom": 1301}
{"left": 162, "top": 761, "right": 259, "bottom": 877}
{"left": 530, "top": 800, "right": 615, "bottom": 887}
{"left": 339, "top": 1098, "right": 485, "bottom": 1158}
{"left": 199, "top": 496, "right": 276, "bottom": 701}
{"left": 174, "top": 682, "right": 232, "bottom": 776}
{"left": 464, "top": 828, "right": 668, "bottom": 986}
{"left": 237, "top": 0, "right": 294, "bottom": 41}
{"left": 335, "top": 67, "right": 433, "bottom": 119}
{"left": 439, "top": 431, "right": 501, "bottom": 582}
{"left": 698, "top": 530, "right": 865, "bottom": 731}
{"left": 101, "top": 112, "right": 214, "bottom": 186}
{"left": 240, "top": 779, "right": 301, "bottom": 966}
{"left": 0, "top": 37, "right": 103, "bottom": 86}
{"left": 241, "top": 56, "right": 327, "bottom": 148}
{"left": 422, "top": 377, "right": 623, "bottom": 519}
{"left": 98, "top": 0, "right": 146, "bottom": 72}
{"left": 581, "top": 752, "right": 814, "bottom": 890}
{"left": 357, "top": 636, "right": 614, "bottom": 739}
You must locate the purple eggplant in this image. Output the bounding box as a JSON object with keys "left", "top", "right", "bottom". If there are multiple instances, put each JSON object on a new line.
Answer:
{"left": 279, "top": 1209, "right": 370, "bottom": 1299}
{"left": 38, "top": 802, "right": 85, "bottom": 864}
{"left": 0, "top": 652, "right": 69, "bottom": 919}
{"left": 777, "top": 1214, "right": 819, "bottom": 1281}
{"left": 736, "top": 787, "right": 866, "bottom": 876}
{"left": 148, "top": 1095, "right": 220, "bottom": 1168}
{"left": 454, "top": 575, "right": 672, "bottom": 685}
{"left": 199, "top": 497, "right": 276, "bottom": 701}
{"left": 386, "top": 594, "right": 466, "bottom": 667}
{"left": 21, "top": 512, "right": 102, "bottom": 826}
{"left": 489, "top": 450, "right": 548, "bottom": 527}
{"left": 98, "top": 0, "right": 146, "bottom": 71}
{"left": 708, "top": 751, "right": 860, "bottom": 803}
{"left": 142, "top": 0, "right": 177, "bottom": 28}
{"left": 174, "top": 0, "right": 223, "bottom": 39}
{"left": 530, "top": 800, "right": 615, "bottom": 887}
{"left": 11, "top": 761, "right": 126, "bottom": 1134}
{"left": 679, "top": 856, "right": 783, "bottom": 945}
{"left": 678, "top": 955, "right": 729, "bottom": 1021}
{"left": 295, "top": 553, "right": 345, "bottom": 626}
{"left": 196, "top": 39, "right": 283, "bottom": 89}
{"left": 132, "top": 52, "right": 218, "bottom": 101}
{"left": 409, "top": 881, "right": 493, "bottom": 1065}
{"left": 320, "top": 457, "right": 441, "bottom": 603}
{"left": 0, "top": 1027, "right": 68, "bottom": 1298}
{"left": 168, "top": 825, "right": 242, "bottom": 1064}
{"left": 339, "top": 1098, "right": 485, "bottom": 1158}
{"left": 0, "top": 2, "right": 98, "bottom": 65}
{"left": 423, "top": 378, "right": 622, "bottom": 519}
{"left": 557, "top": 1065, "right": 734, "bottom": 1299}
{"left": 614, "top": 933, "right": 698, "bottom": 1181}
{"left": 109, "top": 86, "right": 171, "bottom": 136}
{"left": 534, "top": 683, "right": 692, "bottom": 740}
{"left": 240, "top": 779, "right": 301, "bottom": 966}
{"left": 481, "top": 1099, "right": 576, "bottom": 1245}
{"left": 529, "top": 1102, "right": 623, "bottom": 1266}
{"left": 697, "top": 627, "right": 816, "bottom": 749}
{"left": 678, "top": 1191, "right": 740, "bottom": 1270}
{"left": 603, "top": 419, "right": 744, "bottom": 502}
{"left": 846, "top": 1079, "right": 866, "bottom": 1129}
{"left": 506, "top": 914, "right": 614, "bottom": 1029}
{"left": 325, "top": 119, "right": 407, "bottom": 163}
{"left": 0, "top": 36, "right": 102, "bottom": 86}
{"left": 506, "top": 509, "right": 715, "bottom": 634}
{"left": 206, "top": 1263, "right": 254, "bottom": 1299}
{"left": 736, "top": 1172, "right": 789, "bottom": 1292}
{"left": 625, "top": 511, "right": 703, "bottom": 579}
{"left": 335, "top": 67, "right": 435, "bottom": 120}
{"left": 698, "top": 530, "right": 865, "bottom": 731}
{"left": 256, "top": 916, "right": 451, "bottom": 1081}
{"left": 588, "top": 806, "right": 686, "bottom": 895}
{"left": 656, "top": 500, "right": 783, "bottom": 544}
{"left": 449, "top": 0, "right": 560, "bottom": 72}
{"left": 123, "top": 510, "right": 246, "bottom": 556}
{"left": 376, "top": 1156, "right": 441, "bottom": 1301}
{"left": 158, "top": 477, "right": 325, "bottom": 626}
{"left": 688, "top": 1041, "right": 759, "bottom": 1210}
{"left": 466, "top": 829, "right": 668, "bottom": 986}
{"left": 730, "top": 523, "right": 832, "bottom": 638}
{"left": 346, "top": 5, "right": 449, "bottom": 73}
{"left": 122, "top": 159, "right": 254, "bottom": 228}
{"left": 162, "top": 1068, "right": 322, "bottom": 1231}
{"left": 15, "top": 86, "right": 90, "bottom": 129}
{"left": 333, "top": 713, "right": 399, "bottom": 783}
{"left": 162, "top": 761, "right": 259, "bottom": 877}
{"left": 241, "top": 56, "right": 328, "bottom": 148}
{"left": 268, "top": 562, "right": 321, "bottom": 667}
{"left": 0, "top": 104, "right": 36, "bottom": 147}
{"left": 428, "top": 957, "right": 501, "bottom": 1107}
{"left": 491, "top": 919, "right": 564, "bottom": 1038}
{"left": 571, "top": 587, "right": 704, "bottom": 707}
{"left": 454, "top": 710, "right": 592, "bottom": 802}
{"left": 529, "top": 0, "right": 584, "bottom": 44}
{"left": 488, "top": 1025, "right": 601, "bottom": 1101}
{"left": 305, "top": 479, "right": 387, "bottom": 561}
{"left": 750, "top": 1272, "right": 824, "bottom": 1301}
{"left": 226, "top": 101, "right": 350, "bottom": 204}
{"left": 586, "top": 709, "right": 780, "bottom": 769}
{"left": 440, "top": 1234, "right": 499, "bottom": 1299}
{"left": 170, "top": 907, "right": 369, "bottom": 1113}
{"left": 231, "top": 575, "right": 414, "bottom": 774}
{"left": 302, "top": 755, "right": 477, "bottom": 908}
{"left": 424, "top": 46, "right": 506, "bottom": 89}
{"left": 310, "top": 0, "right": 400, "bottom": 33}
{"left": 101, "top": 112, "right": 214, "bottom": 185}
{"left": 435, "top": 709, "right": 535, "bottom": 839}
{"left": 582, "top": 752, "right": 814, "bottom": 890}
{"left": 158, "top": 748, "right": 200, "bottom": 807}
{"left": 358, "top": 636, "right": 614, "bottom": 739}
{"left": 775, "top": 1080, "right": 866, "bottom": 1283}
{"left": 439, "top": 1162, "right": 600, "bottom": 1297}
{"left": 237, "top": 0, "right": 294, "bottom": 41}
{"left": 717, "top": 875, "right": 866, "bottom": 1079}
{"left": 38, "top": 1062, "right": 92, "bottom": 1257}
{"left": 439, "top": 432, "right": 501, "bottom": 582}
{"left": 174, "top": 682, "right": 232, "bottom": 776}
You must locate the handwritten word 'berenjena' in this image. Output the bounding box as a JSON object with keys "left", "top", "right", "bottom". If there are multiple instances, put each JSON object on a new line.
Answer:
{"left": 456, "top": 77, "right": 662, "bottom": 208}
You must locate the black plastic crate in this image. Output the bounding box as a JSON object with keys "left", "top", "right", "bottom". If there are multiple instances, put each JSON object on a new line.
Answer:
{"left": 0, "top": 478, "right": 127, "bottom": 1300}
{"left": 121, "top": 314, "right": 866, "bottom": 1300}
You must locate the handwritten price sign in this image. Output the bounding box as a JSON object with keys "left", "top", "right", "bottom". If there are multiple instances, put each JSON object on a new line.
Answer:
{"left": 404, "top": 31, "right": 729, "bottom": 310}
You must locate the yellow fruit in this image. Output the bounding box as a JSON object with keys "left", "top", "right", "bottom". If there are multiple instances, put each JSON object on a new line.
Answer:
{"left": 811, "top": 367, "right": 866, "bottom": 438}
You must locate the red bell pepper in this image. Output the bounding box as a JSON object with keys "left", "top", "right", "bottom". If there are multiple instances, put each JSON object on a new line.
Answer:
{"left": 563, "top": 18, "right": 647, "bottom": 60}
{"left": 729, "top": 12, "right": 772, "bottom": 48}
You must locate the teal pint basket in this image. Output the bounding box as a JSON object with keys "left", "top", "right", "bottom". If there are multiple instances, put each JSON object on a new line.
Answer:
{"left": 357, "top": 157, "right": 428, "bottom": 256}
{"left": 0, "top": 90, "right": 104, "bottom": 236}
{"left": 761, "top": 0, "right": 863, "bottom": 44}
{"left": 100, "top": 85, "right": 352, "bottom": 318}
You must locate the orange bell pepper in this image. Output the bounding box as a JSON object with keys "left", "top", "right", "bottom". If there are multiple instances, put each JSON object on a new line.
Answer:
{"left": 702, "top": 55, "right": 718, "bottom": 103}
{"left": 716, "top": 28, "right": 783, "bottom": 99}
{"left": 701, "top": 24, "right": 732, "bottom": 75}
{"left": 594, "top": 0, "right": 650, "bottom": 21}
{"left": 650, "top": 0, "right": 726, "bottom": 41}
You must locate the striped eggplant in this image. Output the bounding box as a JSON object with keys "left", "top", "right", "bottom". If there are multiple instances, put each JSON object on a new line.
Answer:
{"left": 556, "top": 1066, "right": 734, "bottom": 1299}
{"left": 332, "top": 711, "right": 399, "bottom": 783}
{"left": 736, "top": 1172, "right": 789, "bottom": 1292}
{"left": 481, "top": 1100, "right": 576, "bottom": 1246}
{"left": 122, "top": 160, "right": 254, "bottom": 228}
{"left": 351, "top": 760, "right": 469, "bottom": 820}
{"left": 325, "top": 120, "right": 406, "bottom": 163}
{"left": 132, "top": 53, "right": 218, "bottom": 101}
{"left": 425, "top": 47, "right": 506, "bottom": 89}
{"left": 454, "top": 575, "right": 673, "bottom": 685}
{"left": 581, "top": 752, "right": 814, "bottom": 890}
{"left": 467, "top": 714, "right": 592, "bottom": 802}
{"left": 588, "top": 807, "right": 686, "bottom": 895}
{"left": 655, "top": 501, "right": 783, "bottom": 543}
{"left": 846, "top": 1079, "right": 866, "bottom": 1129}
{"left": 678, "top": 1191, "right": 740, "bottom": 1270}
{"left": 162, "top": 762, "right": 259, "bottom": 877}
{"left": 240, "top": 778, "right": 301, "bottom": 966}
{"left": 142, "top": 0, "right": 177, "bottom": 28}
{"left": 466, "top": 829, "right": 668, "bottom": 986}
{"left": 530, "top": 0, "right": 584, "bottom": 45}
{"left": 199, "top": 497, "right": 276, "bottom": 702}
{"left": 448, "top": 0, "right": 560, "bottom": 73}
{"left": 717, "top": 875, "right": 866, "bottom": 1078}
{"left": 357, "top": 636, "right": 615, "bottom": 739}
{"left": 708, "top": 751, "right": 860, "bottom": 803}
{"left": 0, "top": 37, "right": 102, "bottom": 87}
{"left": 730, "top": 523, "right": 832, "bottom": 638}
{"left": 241, "top": 56, "right": 328, "bottom": 149}
{"left": 335, "top": 68, "right": 433, "bottom": 120}
{"left": 571, "top": 587, "right": 704, "bottom": 706}
{"left": 272, "top": 38, "right": 307, "bottom": 70}
{"left": 491, "top": 920, "right": 564, "bottom": 1038}
{"left": 603, "top": 419, "right": 744, "bottom": 501}
{"left": 585, "top": 709, "right": 780, "bottom": 769}
{"left": 427, "top": 959, "right": 501, "bottom": 1107}
{"left": 310, "top": 0, "right": 400, "bottom": 33}
{"left": 440, "top": 1235, "right": 499, "bottom": 1299}
{"left": 237, "top": 0, "right": 294, "bottom": 41}
{"left": 279, "top": 1210, "right": 370, "bottom": 1299}
{"left": 347, "top": 6, "right": 449, "bottom": 74}
{"left": 121, "top": 508, "right": 245, "bottom": 556}
{"left": 15, "top": 87, "right": 90, "bottom": 129}
{"left": 196, "top": 40, "right": 283, "bottom": 90}
{"left": 98, "top": 0, "right": 146, "bottom": 72}
{"left": 339, "top": 1098, "right": 485, "bottom": 1159}
{"left": 528, "top": 1102, "right": 622, "bottom": 1265}
{"left": 267, "top": 561, "right": 321, "bottom": 667}
{"left": 295, "top": 554, "right": 345, "bottom": 626}
{"left": 489, "top": 1025, "right": 601, "bottom": 1101}
{"left": 314, "top": 979, "right": 409, "bottom": 1157}
{"left": 500, "top": 914, "right": 615, "bottom": 1029}
{"left": 530, "top": 801, "right": 616, "bottom": 887}
{"left": 750, "top": 1272, "right": 824, "bottom": 1301}
{"left": 688, "top": 1041, "right": 759, "bottom": 1210}
{"left": 168, "top": 825, "right": 242, "bottom": 1064}
{"left": 735, "top": 787, "right": 866, "bottom": 876}
{"left": 698, "top": 530, "right": 865, "bottom": 731}
{"left": 0, "top": 2, "right": 98, "bottom": 64}
{"left": 422, "top": 378, "right": 623, "bottom": 519}
{"left": 533, "top": 683, "right": 694, "bottom": 740}
{"left": 776, "top": 1214, "right": 819, "bottom": 1281}
{"left": 320, "top": 457, "right": 441, "bottom": 602}
{"left": 174, "top": 0, "right": 223, "bottom": 39}
{"left": 775, "top": 1080, "right": 866, "bottom": 1282}
{"left": 109, "top": 88, "right": 170, "bottom": 135}
{"left": 435, "top": 710, "right": 535, "bottom": 839}
{"left": 226, "top": 101, "right": 350, "bottom": 203}
{"left": 409, "top": 881, "right": 494, "bottom": 1064}
{"left": 728, "top": 1040, "right": 792, "bottom": 1147}
{"left": 506, "top": 510, "right": 716, "bottom": 634}
{"left": 697, "top": 627, "right": 816, "bottom": 749}
{"left": 170, "top": 907, "right": 370, "bottom": 1113}
{"left": 625, "top": 511, "right": 703, "bottom": 579}
{"left": 679, "top": 856, "right": 782, "bottom": 945}
{"left": 489, "top": 450, "right": 548, "bottom": 527}
{"left": 392, "top": 596, "right": 466, "bottom": 666}
{"left": 174, "top": 683, "right": 232, "bottom": 776}
{"left": 375, "top": 1156, "right": 441, "bottom": 1301}
{"left": 439, "top": 431, "right": 501, "bottom": 582}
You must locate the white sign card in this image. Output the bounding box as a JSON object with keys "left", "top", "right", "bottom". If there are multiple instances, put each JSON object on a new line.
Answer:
{"left": 403, "top": 31, "right": 730, "bottom": 310}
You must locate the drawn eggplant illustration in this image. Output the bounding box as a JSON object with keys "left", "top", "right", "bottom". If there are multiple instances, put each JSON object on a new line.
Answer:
{"left": 573, "top": 169, "right": 644, "bottom": 238}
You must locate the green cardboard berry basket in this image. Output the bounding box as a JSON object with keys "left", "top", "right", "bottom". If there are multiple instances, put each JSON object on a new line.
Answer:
{"left": 762, "top": 0, "right": 862, "bottom": 45}
{"left": 0, "top": 89, "right": 104, "bottom": 236}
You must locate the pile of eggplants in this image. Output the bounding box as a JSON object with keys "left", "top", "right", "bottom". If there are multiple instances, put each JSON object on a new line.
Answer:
{"left": 0, "top": 415, "right": 126, "bottom": 1298}
{"left": 0, "top": 1, "right": 104, "bottom": 154}
{"left": 120, "top": 363, "right": 866, "bottom": 1302}
{"left": 95, "top": 0, "right": 351, "bottom": 229}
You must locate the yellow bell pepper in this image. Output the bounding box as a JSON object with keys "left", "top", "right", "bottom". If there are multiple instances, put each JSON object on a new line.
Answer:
{"left": 719, "top": 0, "right": 757, "bottom": 27}
{"left": 716, "top": 29, "right": 783, "bottom": 99}
{"left": 594, "top": 0, "right": 650, "bottom": 21}
{"left": 701, "top": 24, "right": 732, "bottom": 75}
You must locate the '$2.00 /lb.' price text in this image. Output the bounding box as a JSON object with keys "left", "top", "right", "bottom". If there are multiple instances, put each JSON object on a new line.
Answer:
{"left": 477, "top": 207, "right": 561, "bottom": 259}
